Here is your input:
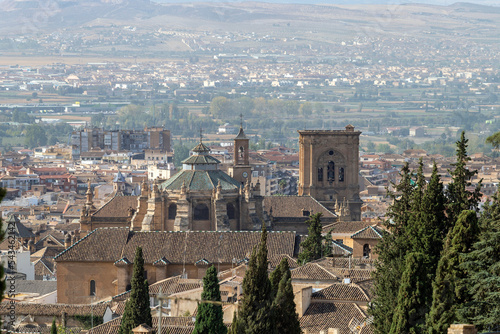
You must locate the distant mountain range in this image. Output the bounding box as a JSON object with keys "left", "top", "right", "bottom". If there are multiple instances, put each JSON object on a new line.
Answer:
{"left": 1, "top": 0, "right": 499, "bottom": 40}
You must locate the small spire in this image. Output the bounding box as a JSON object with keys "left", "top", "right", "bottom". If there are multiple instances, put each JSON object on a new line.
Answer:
{"left": 199, "top": 127, "right": 203, "bottom": 143}
{"left": 240, "top": 113, "right": 243, "bottom": 128}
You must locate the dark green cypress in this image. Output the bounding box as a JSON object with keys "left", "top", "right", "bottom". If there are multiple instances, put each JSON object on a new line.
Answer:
{"left": 51, "top": 318, "right": 57, "bottom": 334}
{"left": 193, "top": 265, "right": 227, "bottom": 334}
{"left": 298, "top": 213, "right": 323, "bottom": 265}
{"left": 427, "top": 210, "right": 480, "bottom": 334}
{"left": 457, "top": 189, "right": 500, "bottom": 331}
{"left": 270, "top": 258, "right": 289, "bottom": 296}
{"left": 234, "top": 225, "right": 275, "bottom": 334}
{"left": 370, "top": 163, "right": 414, "bottom": 334}
{"left": 446, "top": 131, "right": 482, "bottom": 226}
{"left": 272, "top": 271, "right": 302, "bottom": 334}
{"left": 118, "top": 247, "right": 152, "bottom": 334}
{"left": 389, "top": 252, "right": 428, "bottom": 334}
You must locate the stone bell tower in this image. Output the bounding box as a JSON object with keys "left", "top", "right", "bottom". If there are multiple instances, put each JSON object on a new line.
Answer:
{"left": 228, "top": 117, "right": 252, "bottom": 186}
{"left": 298, "top": 125, "right": 362, "bottom": 221}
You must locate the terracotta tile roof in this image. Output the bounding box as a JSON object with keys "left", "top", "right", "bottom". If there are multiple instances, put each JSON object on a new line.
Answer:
{"left": 331, "top": 241, "right": 353, "bottom": 256}
{"left": 0, "top": 302, "right": 108, "bottom": 317}
{"left": 324, "top": 221, "right": 374, "bottom": 234}
{"left": 55, "top": 228, "right": 130, "bottom": 262}
{"left": 291, "top": 263, "right": 338, "bottom": 281}
{"left": 329, "top": 257, "right": 375, "bottom": 269}
{"left": 92, "top": 195, "right": 138, "bottom": 218}
{"left": 330, "top": 268, "right": 375, "bottom": 283}
{"left": 88, "top": 316, "right": 196, "bottom": 334}
{"left": 149, "top": 276, "right": 202, "bottom": 295}
{"left": 351, "top": 226, "right": 384, "bottom": 239}
{"left": 56, "top": 228, "right": 296, "bottom": 265}
{"left": 299, "top": 302, "right": 367, "bottom": 334}
{"left": 264, "top": 196, "right": 336, "bottom": 218}
{"left": 268, "top": 254, "right": 299, "bottom": 269}
{"left": 88, "top": 316, "right": 121, "bottom": 334}
{"left": 312, "top": 283, "right": 370, "bottom": 302}
{"left": 33, "top": 258, "right": 55, "bottom": 277}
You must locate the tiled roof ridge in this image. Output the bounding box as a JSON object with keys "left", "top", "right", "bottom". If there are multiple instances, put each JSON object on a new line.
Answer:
{"left": 54, "top": 227, "right": 120, "bottom": 260}
{"left": 33, "top": 258, "right": 54, "bottom": 274}
{"left": 130, "top": 230, "right": 294, "bottom": 234}
{"left": 353, "top": 282, "right": 371, "bottom": 302}
{"left": 351, "top": 225, "right": 383, "bottom": 239}
{"left": 331, "top": 240, "right": 353, "bottom": 253}
{"left": 353, "top": 302, "right": 368, "bottom": 318}
{"left": 314, "top": 263, "right": 338, "bottom": 279}
{"left": 36, "top": 233, "right": 64, "bottom": 247}
{"left": 308, "top": 195, "right": 337, "bottom": 217}
{"left": 92, "top": 192, "right": 129, "bottom": 217}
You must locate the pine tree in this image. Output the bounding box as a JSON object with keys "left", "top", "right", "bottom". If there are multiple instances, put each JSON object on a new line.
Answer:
{"left": 270, "top": 258, "right": 289, "bottom": 296}
{"left": 389, "top": 252, "right": 428, "bottom": 334}
{"left": 234, "top": 224, "right": 275, "bottom": 334}
{"left": 272, "top": 270, "right": 302, "bottom": 334}
{"left": 51, "top": 318, "right": 57, "bottom": 334}
{"left": 298, "top": 213, "right": 323, "bottom": 265}
{"left": 446, "top": 131, "right": 482, "bottom": 226}
{"left": 118, "top": 247, "right": 152, "bottom": 334}
{"left": 457, "top": 189, "right": 500, "bottom": 331}
{"left": 427, "top": 210, "right": 480, "bottom": 334}
{"left": 193, "top": 265, "right": 227, "bottom": 334}
{"left": 370, "top": 163, "right": 414, "bottom": 334}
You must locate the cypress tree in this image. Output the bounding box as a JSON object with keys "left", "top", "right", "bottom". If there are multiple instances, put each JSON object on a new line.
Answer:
{"left": 270, "top": 258, "right": 289, "bottom": 296}
{"left": 51, "top": 318, "right": 57, "bottom": 334}
{"left": 389, "top": 252, "right": 428, "bottom": 334}
{"left": 298, "top": 213, "right": 323, "bottom": 265}
{"left": 118, "top": 247, "right": 152, "bottom": 334}
{"left": 193, "top": 265, "right": 227, "bottom": 334}
{"left": 446, "top": 131, "right": 482, "bottom": 226}
{"left": 370, "top": 163, "right": 414, "bottom": 334}
{"left": 427, "top": 210, "right": 480, "bottom": 334}
{"left": 272, "top": 270, "right": 302, "bottom": 334}
{"left": 457, "top": 189, "right": 500, "bottom": 331}
{"left": 234, "top": 224, "right": 275, "bottom": 334}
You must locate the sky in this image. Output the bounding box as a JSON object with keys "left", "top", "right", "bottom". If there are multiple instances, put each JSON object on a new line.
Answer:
{"left": 151, "top": 0, "right": 500, "bottom": 6}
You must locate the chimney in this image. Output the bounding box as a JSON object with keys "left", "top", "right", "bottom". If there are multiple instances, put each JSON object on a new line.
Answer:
{"left": 64, "top": 234, "right": 72, "bottom": 249}
{"left": 294, "top": 286, "right": 312, "bottom": 317}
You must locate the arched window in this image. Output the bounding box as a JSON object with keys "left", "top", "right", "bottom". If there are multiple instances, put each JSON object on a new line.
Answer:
{"left": 327, "top": 161, "right": 335, "bottom": 182}
{"left": 339, "top": 168, "right": 344, "bottom": 182}
{"left": 239, "top": 146, "right": 244, "bottom": 159}
{"left": 318, "top": 167, "right": 323, "bottom": 182}
{"left": 227, "top": 203, "right": 235, "bottom": 220}
{"left": 363, "top": 244, "right": 371, "bottom": 258}
{"left": 194, "top": 204, "right": 209, "bottom": 220}
{"left": 90, "top": 280, "right": 96, "bottom": 296}
{"left": 168, "top": 203, "right": 177, "bottom": 220}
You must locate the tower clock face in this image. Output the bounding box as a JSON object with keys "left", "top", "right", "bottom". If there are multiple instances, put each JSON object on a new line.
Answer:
{"left": 243, "top": 172, "right": 248, "bottom": 178}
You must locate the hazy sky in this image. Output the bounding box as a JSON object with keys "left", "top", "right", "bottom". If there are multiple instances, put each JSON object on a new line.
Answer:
{"left": 151, "top": 0, "right": 500, "bottom": 6}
